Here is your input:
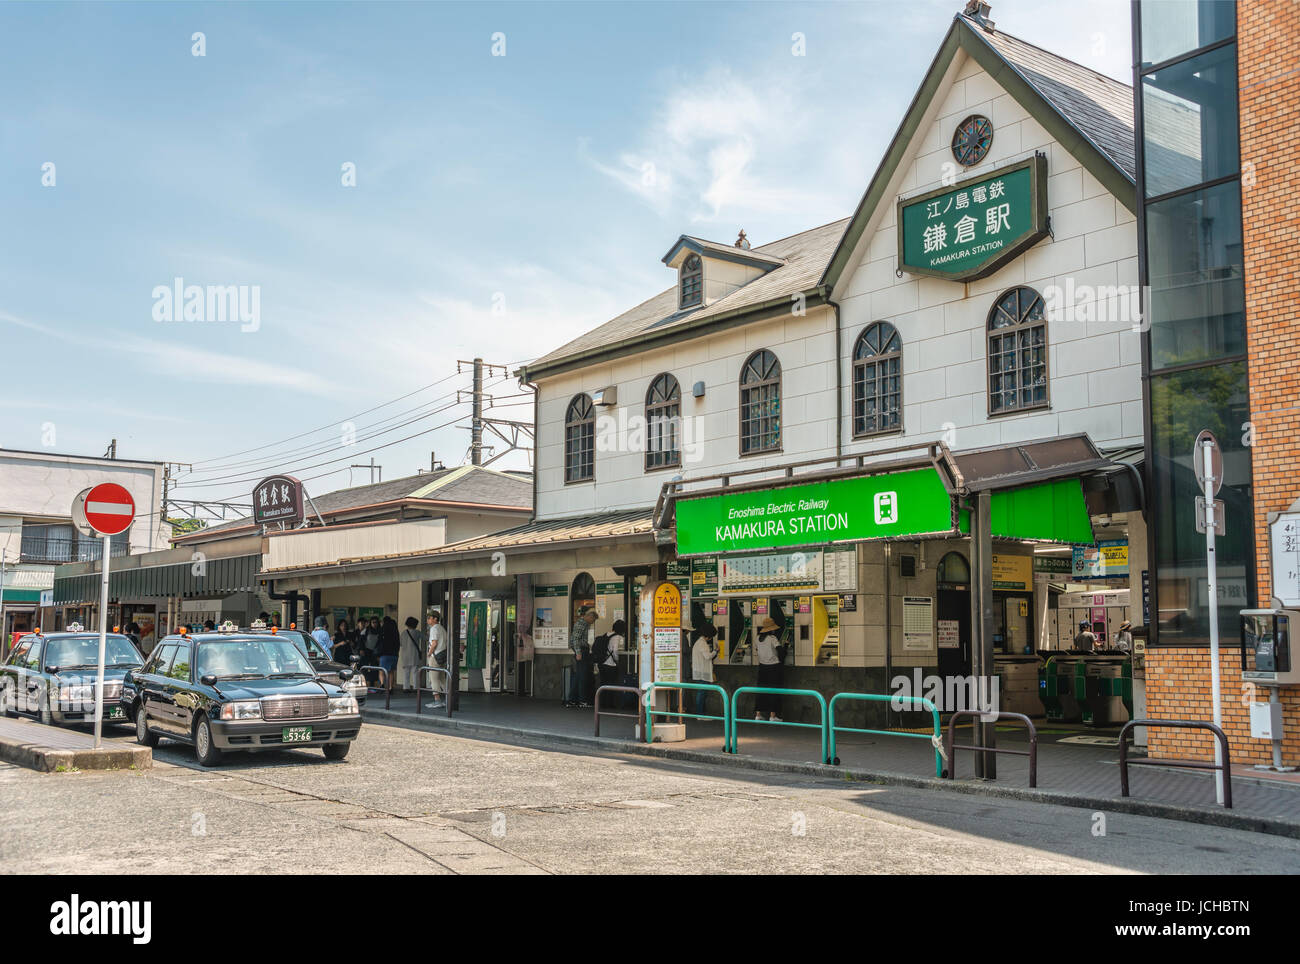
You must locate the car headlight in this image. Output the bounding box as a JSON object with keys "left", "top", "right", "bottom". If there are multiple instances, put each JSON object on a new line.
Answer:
{"left": 329, "top": 695, "right": 359, "bottom": 716}
{"left": 346, "top": 676, "right": 367, "bottom": 694}
{"left": 220, "top": 701, "right": 262, "bottom": 721}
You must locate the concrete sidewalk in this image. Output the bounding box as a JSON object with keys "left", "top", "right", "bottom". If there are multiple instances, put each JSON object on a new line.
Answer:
{"left": 0, "top": 717, "right": 151, "bottom": 772}
{"left": 364, "top": 689, "right": 1300, "bottom": 837}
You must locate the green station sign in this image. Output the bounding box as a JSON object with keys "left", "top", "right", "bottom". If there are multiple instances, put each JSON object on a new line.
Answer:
{"left": 898, "top": 155, "right": 1048, "bottom": 282}
{"left": 674, "top": 467, "right": 956, "bottom": 556}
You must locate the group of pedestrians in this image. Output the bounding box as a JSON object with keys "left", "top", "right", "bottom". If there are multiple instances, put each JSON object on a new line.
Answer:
{"left": 321, "top": 611, "right": 451, "bottom": 704}
{"left": 564, "top": 609, "right": 625, "bottom": 708}
{"left": 567, "top": 609, "right": 786, "bottom": 722}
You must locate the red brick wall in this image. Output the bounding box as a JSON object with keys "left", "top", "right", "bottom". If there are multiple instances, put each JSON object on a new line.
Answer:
{"left": 1241, "top": 0, "right": 1300, "bottom": 600}
{"left": 1147, "top": 2, "right": 1300, "bottom": 766}
{"left": 1147, "top": 646, "right": 1300, "bottom": 766}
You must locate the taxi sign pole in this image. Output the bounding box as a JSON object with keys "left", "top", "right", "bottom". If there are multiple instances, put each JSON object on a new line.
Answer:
{"left": 1198, "top": 432, "right": 1225, "bottom": 806}
{"left": 94, "top": 532, "right": 111, "bottom": 749}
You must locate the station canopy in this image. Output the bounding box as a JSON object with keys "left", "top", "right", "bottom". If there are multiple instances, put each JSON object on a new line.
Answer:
{"left": 661, "top": 435, "right": 1139, "bottom": 557}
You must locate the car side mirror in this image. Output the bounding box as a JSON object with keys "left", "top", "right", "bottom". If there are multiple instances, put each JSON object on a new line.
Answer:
{"left": 45, "top": 666, "right": 59, "bottom": 675}
{"left": 338, "top": 668, "right": 354, "bottom": 681}
{"left": 199, "top": 674, "right": 218, "bottom": 687}
{"left": 123, "top": 671, "right": 134, "bottom": 684}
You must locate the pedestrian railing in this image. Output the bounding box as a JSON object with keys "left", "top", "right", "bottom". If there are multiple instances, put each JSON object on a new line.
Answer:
{"left": 643, "top": 681, "right": 732, "bottom": 752}
{"left": 827, "top": 693, "right": 944, "bottom": 776}
{"left": 1118, "top": 718, "right": 1232, "bottom": 809}
{"left": 729, "top": 686, "right": 827, "bottom": 760}
{"left": 593, "top": 685, "right": 641, "bottom": 737}
{"left": 359, "top": 665, "right": 391, "bottom": 708}
{"left": 414, "top": 666, "right": 453, "bottom": 718}
{"left": 945, "top": 710, "right": 1038, "bottom": 787}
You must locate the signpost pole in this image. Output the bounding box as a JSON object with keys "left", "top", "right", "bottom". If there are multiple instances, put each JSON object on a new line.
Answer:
{"left": 1202, "top": 437, "right": 1225, "bottom": 806}
{"left": 94, "top": 533, "right": 111, "bottom": 749}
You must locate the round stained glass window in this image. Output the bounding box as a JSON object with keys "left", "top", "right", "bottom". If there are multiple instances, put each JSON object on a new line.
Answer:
{"left": 951, "top": 114, "right": 993, "bottom": 166}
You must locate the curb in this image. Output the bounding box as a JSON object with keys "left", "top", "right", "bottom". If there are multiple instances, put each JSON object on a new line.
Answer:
{"left": 0, "top": 737, "right": 152, "bottom": 773}
{"left": 363, "top": 708, "right": 1300, "bottom": 841}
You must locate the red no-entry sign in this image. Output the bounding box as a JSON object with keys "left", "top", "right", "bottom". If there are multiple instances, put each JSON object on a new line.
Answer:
{"left": 83, "top": 482, "right": 135, "bottom": 536}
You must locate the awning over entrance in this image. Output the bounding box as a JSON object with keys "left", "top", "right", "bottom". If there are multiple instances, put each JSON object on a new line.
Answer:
{"left": 658, "top": 436, "right": 1132, "bottom": 557}
{"left": 53, "top": 553, "right": 262, "bottom": 605}
{"left": 256, "top": 509, "right": 660, "bottom": 590}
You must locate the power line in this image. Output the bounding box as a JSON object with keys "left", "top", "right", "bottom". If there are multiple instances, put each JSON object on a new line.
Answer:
{"left": 188, "top": 370, "right": 469, "bottom": 467}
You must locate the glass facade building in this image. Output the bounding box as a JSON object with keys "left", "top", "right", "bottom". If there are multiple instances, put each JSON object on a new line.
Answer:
{"left": 1134, "top": 0, "right": 1254, "bottom": 645}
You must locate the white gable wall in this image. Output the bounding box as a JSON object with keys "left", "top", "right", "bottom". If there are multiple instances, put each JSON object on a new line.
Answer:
{"left": 835, "top": 49, "right": 1141, "bottom": 457}
{"left": 533, "top": 306, "right": 838, "bottom": 520}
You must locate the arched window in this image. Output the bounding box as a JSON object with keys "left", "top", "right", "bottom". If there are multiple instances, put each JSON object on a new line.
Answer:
{"left": 645, "top": 373, "right": 681, "bottom": 471}
{"left": 680, "top": 254, "right": 703, "bottom": 309}
{"left": 936, "top": 551, "right": 971, "bottom": 590}
{"left": 853, "top": 322, "right": 902, "bottom": 437}
{"left": 739, "top": 350, "right": 781, "bottom": 455}
{"left": 988, "top": 286, "right": 1048, "bottom": 414}
{"left": 564, "top": 394, "right": 595, "bottom": 483}
{"left": 571, "top": 572, "right": 595, "bottom": 627}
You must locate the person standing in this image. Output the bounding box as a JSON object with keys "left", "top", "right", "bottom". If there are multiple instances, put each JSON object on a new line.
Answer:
{"left": 332, "top": 620, "right": 356, "bottom": 664}
{"left": 1114, "top": 620, "right": 1134, "bottom": 653}
{"left": 566, "top": 609, "right": 597, "bottom": 707}
{"left": 754, "top": 617, "right": 783, "bottom": 722}
{"left": 359, "top": 616, "right": 382, "bottom": 685}
{"left": 426, "top": 611, "right": 448, "bottom": 706}
{"left": 1074, "top": 619, "right": 1097, "bottom": 653}
{"left": 400, "top": 617, "right": 424, "bottom": 692}
{"left": 311, "top": 616, "right": 332, "bottom": 654}
{"left": 595, "top": 619, "right": 624, "bottom": 698}
{"left": 691, "top": 623, "right": 718, "bottom": 716}
{"left": 378, "top": 616, "right": 400, "bottom": 690}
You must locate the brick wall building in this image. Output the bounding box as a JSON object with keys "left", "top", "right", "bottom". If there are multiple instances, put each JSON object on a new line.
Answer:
{"left": 1139, "top": 0, "right": 1300, "bottom": 767}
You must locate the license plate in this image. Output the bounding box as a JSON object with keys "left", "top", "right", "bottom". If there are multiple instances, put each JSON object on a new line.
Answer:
{"left": 106, "top": 706, "right": 124, "bottom": 720}
{"left": 282, "top": 726, "right": 312, "bottom": 744}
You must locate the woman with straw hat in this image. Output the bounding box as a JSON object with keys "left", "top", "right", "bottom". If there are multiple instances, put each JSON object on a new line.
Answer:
{"left": 753, "top": 616, "right": 783, "bottom": 722}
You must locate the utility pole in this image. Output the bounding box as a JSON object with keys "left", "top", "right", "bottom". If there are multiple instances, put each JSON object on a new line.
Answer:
{"left": 457, "top": 358, "right": 527, "bottom": 467}
{"left": 104, "top": 439, "right": 117, "bottom": 459}
{"left": 349, "top": 458, "right": 381, "bottom": 484}
{"left": 471, "top": 357, "right": 484, "bottom": 466}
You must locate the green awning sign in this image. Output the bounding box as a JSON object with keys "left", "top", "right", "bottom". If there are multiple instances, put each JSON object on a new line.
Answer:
{"left": 898, "top": 155, "right": 1048, "bottom": 282}
{"left": 674, "top": 467, "right": 956, "bottom": 556}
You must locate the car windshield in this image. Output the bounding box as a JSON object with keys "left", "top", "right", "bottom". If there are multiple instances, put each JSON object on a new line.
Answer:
{"left": 277, "top": 630, "right": 329, "bottom": 660}
{"left": 43, "top": 635, "right": 140, "bottom": 669}
{"left": 195, "top": 638, "right": 315, "bottom": 679}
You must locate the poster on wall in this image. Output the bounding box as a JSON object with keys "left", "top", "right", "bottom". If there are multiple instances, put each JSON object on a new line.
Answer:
{"left": 654, "top": 653, "right": 680, "bottom": 682}
{"left": 937, "top": 619, "right": 960, "bottom": 649}
{"left": 902, "top": 596, "right": 934, "bottom": 651}
{"left": 991, "top": 554, "right": 1032, "bottom": 590}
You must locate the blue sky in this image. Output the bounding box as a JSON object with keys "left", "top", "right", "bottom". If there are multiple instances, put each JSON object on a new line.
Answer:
{"left": 0, "top": 0, "right": 1130, "bottom": 508}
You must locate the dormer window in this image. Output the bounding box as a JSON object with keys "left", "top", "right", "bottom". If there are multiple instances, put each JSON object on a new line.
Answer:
{"left": 679, "top": 254, "right": 702, "bottom": 309}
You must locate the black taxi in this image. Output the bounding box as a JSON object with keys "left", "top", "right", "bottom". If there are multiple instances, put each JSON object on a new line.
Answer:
{"left": 121, "top": 627, "right": 362, "bottom": 766}
{"left": 0, "top": 626, "right": 143, "bottom": 726}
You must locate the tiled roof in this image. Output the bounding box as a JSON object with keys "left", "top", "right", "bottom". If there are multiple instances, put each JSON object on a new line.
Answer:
{"left": 258, "top": 509, "right": 654, "bottom": 573}
{"left": 172, "top": 465, "right": 532, "bottom": 544}
{"left": 524, "top": 218, "right": 849, "bottom": 373}
{"left": 965, "top": 15, "right": 1135, "bottom": 179}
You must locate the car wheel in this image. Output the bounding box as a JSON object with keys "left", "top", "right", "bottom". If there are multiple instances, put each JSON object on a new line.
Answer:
{"left": 323, "top": 743, "right": 350, "bottom": 761}
{"left": 135, "top": 703, "right": 159, "bottom": 747}
{"left": 193, "top": 714, "right": 223, "bottom": 767}
{"left": 0, "top": 682, "right": 16, "bottom": 719}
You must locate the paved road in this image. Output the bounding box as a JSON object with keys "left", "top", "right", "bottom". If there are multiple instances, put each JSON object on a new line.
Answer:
{"left": 1, "top": 720, "right": 1297, "bottom": 874}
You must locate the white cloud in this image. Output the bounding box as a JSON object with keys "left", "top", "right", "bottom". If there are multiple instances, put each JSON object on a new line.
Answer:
{"left": 587, "top": 67, "right": 833, "bottom": 223}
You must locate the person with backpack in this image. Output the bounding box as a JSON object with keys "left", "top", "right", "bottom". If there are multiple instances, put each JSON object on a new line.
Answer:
{"left": 565, "top": 609, "right": 597, "bottom": 707}
{"left": 593, "top": 619, "right": 624, "bottom": 698}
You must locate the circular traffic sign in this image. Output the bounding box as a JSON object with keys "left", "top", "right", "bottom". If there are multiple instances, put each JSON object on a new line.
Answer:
{"left": 1193, "top": 429, "right": 1223, "bottom": 496}
{"left": 83, "top": 482, "right": 136, "bottom": 536}
{"left": 70, "top": 487, "right": 97, "bottom": 537}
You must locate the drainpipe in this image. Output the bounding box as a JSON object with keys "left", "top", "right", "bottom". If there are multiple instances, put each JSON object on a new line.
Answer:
{"left": 266, "top": 580, "right": 309, "bottom": 628}
{"left": 826, "top": 290, "right": 844, "bottom": 460}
